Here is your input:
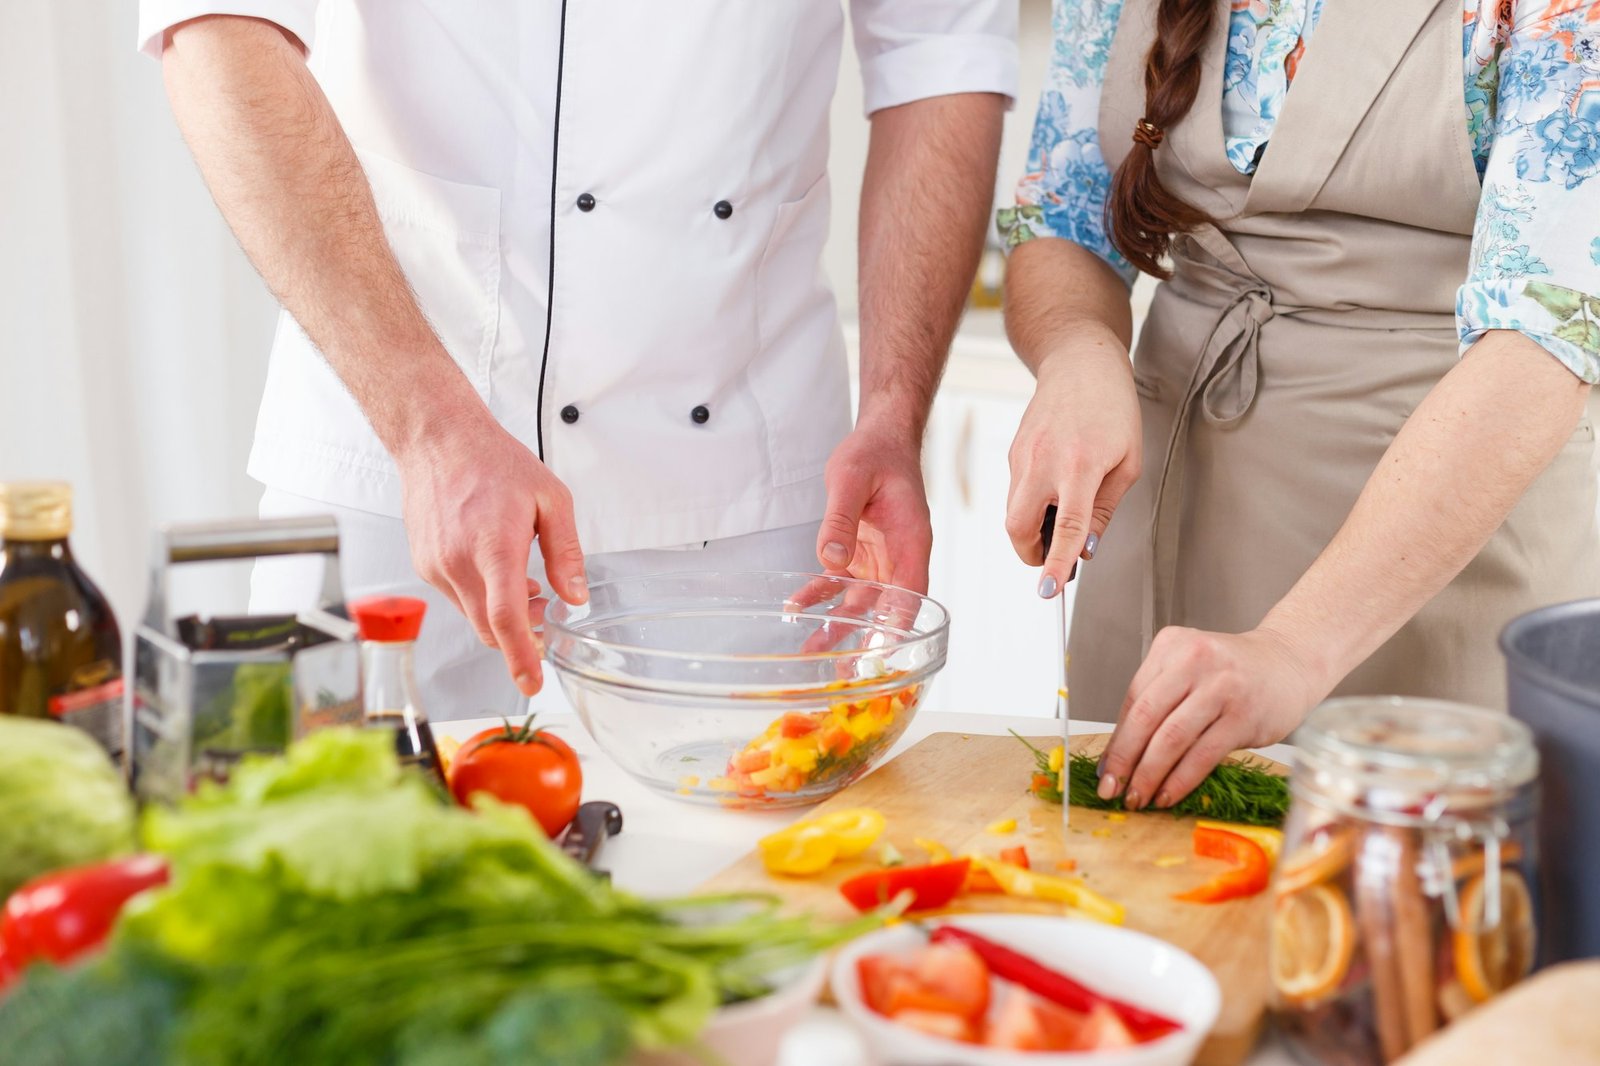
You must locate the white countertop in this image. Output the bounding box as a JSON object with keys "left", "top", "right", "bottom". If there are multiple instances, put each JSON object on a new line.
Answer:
{"left": 435, "top": 711, "right": 1298, "bottom": 1066}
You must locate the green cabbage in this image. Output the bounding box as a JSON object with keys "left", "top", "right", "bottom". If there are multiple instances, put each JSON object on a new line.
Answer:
{"left": 0, "top": 716, "right": 137, "bottom": 898}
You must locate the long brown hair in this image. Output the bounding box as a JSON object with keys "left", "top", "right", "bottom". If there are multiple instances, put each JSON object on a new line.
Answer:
{"left": 1107, "top": 0, "right": 1219, "bottom": 278}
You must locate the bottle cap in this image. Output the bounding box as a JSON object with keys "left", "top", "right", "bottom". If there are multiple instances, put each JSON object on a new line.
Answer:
{"left": 350, "top": 596, "right": 426, "bottom": 642}
{"left": 0, "top": 482, "right": 72, "bottom": 540}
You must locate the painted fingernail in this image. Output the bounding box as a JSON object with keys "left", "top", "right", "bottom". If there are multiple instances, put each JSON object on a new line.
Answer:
{"left": 1084, "top": 532, "right": 1100, "bottom": 559}
{"left": 1038, "top": 574, "right": 1059, "bottom": 599}
{"left": 1155, "top": 790, "right": 1173, "bottom": 809}
{"left": 1097, "top": 773, "right": 1118, "bottom": 800}
{"left": 822, "top": 542, "right": 849, "bottom": 566}
{"left": 1125, "top": 789, "right": 1143, "bottom": 811}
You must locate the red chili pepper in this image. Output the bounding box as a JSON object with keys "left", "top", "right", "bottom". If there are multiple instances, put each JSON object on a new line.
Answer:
{"left": 0, "top": 855, "right": 170, "bottom": 975}
{"left": 839, "top": 859, "right": 971, "bottom": 914}
{"left": 1172, "top": 826, "right": 1270, "bottom": 904}
{"left": 929, "top": 925, "right": 1182, "bottom": 1041}
{"left": 999, "top": 845, "right": 1031, "bottom": 870}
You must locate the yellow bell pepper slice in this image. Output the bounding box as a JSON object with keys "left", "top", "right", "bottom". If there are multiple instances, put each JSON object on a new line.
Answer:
{"left": 1048, "top": 745, "right": 1065, "bottom": 774}
{"left": 814, "top": 808, "right": 887, "bottom": 858}
{"left": 986, "top": 818, "right": 1019, "bottom": 836}
{"left": 759, "top": 823, "right": 840, "bottom": 876}
{"left": 758, "top": 807, "right": 887, "bottom": 875}
{"left": 968, "top": 855, "right": 1126, "bottom": 926}
{"left": 1197, "top": 820, "right": 1284, "bottom": 866}
{"left": 914, "top": 837, "right": 954, "bottom": 864}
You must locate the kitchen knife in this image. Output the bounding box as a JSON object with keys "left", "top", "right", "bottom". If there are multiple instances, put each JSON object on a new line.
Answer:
{"left": 560, "top": 800, "right": 624, "bottom": 880}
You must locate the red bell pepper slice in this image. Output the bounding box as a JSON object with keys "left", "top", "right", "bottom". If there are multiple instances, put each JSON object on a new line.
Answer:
{"left": 930, "top": 925, "right": 1182, "bottom": 1042}
{"left": 839, "top": 859, "right": 971, "bottom": 914}
{"left": 1173, "top": 826, "right": 1270, "bottom": 904}
{"left": 1000, "top": 845, "right": 1031, "bottom": 870}
{"left": 0, "top": 855, "right": 170, "bottom": 977}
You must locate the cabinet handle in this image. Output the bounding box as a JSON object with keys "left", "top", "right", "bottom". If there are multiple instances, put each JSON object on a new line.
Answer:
{"left": 955, "top": 407, "right": 975, "bottom": 510}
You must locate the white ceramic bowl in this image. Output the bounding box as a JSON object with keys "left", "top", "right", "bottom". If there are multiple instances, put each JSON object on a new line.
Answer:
{"left": 634, "top": 955, "right": 828, "bottom": 1066}
{"left": 831, "top": 915, "right": 1221, "bottom": 1066}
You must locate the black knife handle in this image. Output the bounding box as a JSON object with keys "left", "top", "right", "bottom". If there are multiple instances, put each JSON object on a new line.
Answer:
{"left": 1040, "top": 504, "right": 1079, "bottom": 582}
{"left": 561, "top": 800, "right": 623, "bottom": 870}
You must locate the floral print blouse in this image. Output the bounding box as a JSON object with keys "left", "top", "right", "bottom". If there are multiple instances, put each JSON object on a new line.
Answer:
{"left": 1000, "top": 0, "right": 1600, "bottom": 383}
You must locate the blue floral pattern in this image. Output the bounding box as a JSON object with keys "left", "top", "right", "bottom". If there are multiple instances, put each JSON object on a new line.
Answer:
{"left": 1001, "top": 0, "right": 1600, "bottom": 383}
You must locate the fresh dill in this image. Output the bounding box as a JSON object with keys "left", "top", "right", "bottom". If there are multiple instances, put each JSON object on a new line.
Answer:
{"left": 1010, "top": 730, "right": 1290, "bottom": 828}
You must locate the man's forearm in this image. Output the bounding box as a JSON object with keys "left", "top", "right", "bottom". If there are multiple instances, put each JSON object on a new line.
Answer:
{"left": 855, "top": 93, "right": 1005, "bottom": 441}
{"left": 1262, "top": 331, "right": 1591, "bottom": 689}
{"left": 1004, "top": 236, "right": 1134, "bottom": 377}
{"left": 161, "top": 15, "right": 486, "bottom": 460}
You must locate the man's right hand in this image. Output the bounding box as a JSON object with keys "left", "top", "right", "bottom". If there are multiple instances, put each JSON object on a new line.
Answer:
{"left": 395, "top": 413, "right": 588, "bottom": 696}
{"left": 160, "top": 17, "right": 588, "bottom": 696}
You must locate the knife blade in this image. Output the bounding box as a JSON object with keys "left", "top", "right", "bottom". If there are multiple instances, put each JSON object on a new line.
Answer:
{"left": 1041, "top": 506, "right": 1073, "bottom": 828}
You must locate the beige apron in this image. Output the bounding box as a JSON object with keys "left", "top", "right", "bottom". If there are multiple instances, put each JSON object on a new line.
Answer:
{"left": 1070, "top": 0, "right": 1600, "bottom": 720}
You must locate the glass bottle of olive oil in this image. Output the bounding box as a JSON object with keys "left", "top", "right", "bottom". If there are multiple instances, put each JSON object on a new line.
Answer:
{"left": 0, "top": 483, "right": 125, "bottom": 761}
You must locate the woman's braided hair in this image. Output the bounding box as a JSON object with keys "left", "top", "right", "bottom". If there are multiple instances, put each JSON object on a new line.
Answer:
{"left": 1107, "top": 0, "right": 1220, "bottom": 278}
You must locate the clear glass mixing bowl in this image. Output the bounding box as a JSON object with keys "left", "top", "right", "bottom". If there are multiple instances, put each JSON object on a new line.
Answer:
{"left": 543, "top": 571, "right": 949, "bottom": 809}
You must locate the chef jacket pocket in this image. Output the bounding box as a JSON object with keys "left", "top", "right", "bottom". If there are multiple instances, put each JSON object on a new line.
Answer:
{"left": 354, "top": 149, "right": 502, "bottom": 399}
{"left": 753, "top": 174, "right": 849, "bottom": 488}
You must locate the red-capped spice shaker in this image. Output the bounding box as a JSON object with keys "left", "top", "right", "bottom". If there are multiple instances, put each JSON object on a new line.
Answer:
{"left": 350, "top": 595, "right": 445, "bottom": 784}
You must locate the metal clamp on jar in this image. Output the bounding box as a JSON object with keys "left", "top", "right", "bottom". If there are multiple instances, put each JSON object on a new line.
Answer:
{"left": 127, "top": 516, "right": 363, "bottom": 804}
{"left": 1270, "top": 697, "right": 1539, "bottom": 1066}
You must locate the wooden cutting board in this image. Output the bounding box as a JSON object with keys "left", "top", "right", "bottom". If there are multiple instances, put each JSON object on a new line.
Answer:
{"left": 699, "top": 732, "right": 1285, "bottom": 1066}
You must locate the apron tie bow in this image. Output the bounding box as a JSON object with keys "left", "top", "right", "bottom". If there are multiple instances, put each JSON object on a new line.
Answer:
{"left": 1145, "top": 258, "right": 1274, "bottom": 646}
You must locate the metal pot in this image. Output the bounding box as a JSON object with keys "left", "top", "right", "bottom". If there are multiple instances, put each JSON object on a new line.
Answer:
{"left": 1500, "top": 598, "right": 1600, "bottom": 965}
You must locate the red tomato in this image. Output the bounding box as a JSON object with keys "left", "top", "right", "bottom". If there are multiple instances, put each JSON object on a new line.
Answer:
{"left": 983, "top": 993, "right": 1138, "bottom": 1052}
{"left": 1, "top": 855, "right": 170, "bottom": 979}
{"left": 779, "top": 713, "right": 820, "bottom": 738}
{"left": 450, "top": 720, "right": 582, "bottom": 837}
{"left": 820, "top": 726, "right": 852, "bottom": 757}
{"left": 733, "top": 749, "right": 772, "bottom": 774}
{"left": 892, "top": 1009, "right": 978, "bottom": 1043}
{"left": 986, "top": 991, "right": 1072, "bottom": 1051}
{"left": 858, "top": 945, "right": 991, "bottom": 1026}
{"left": 857, "top": 954, "right": 904, "bottom": 1015}
{"left": 911, "top": 945, "right": 991, "bottom": 1023}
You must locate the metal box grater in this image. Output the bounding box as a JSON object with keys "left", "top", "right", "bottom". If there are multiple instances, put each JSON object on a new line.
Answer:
{"left": 127, "top": 516, "right": 363, "bottom": 803}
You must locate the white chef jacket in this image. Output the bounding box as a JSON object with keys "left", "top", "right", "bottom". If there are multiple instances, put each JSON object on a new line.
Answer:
{"left": 138, "top": 1, "right": 1017, "bottom": 556}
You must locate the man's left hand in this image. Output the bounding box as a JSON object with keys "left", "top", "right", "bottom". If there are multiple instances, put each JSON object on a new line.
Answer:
{"left": 816, "top": 422, "right": 932, "bottom": 594}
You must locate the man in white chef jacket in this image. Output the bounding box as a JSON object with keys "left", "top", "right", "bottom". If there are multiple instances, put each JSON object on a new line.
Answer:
{"left": 139, "top": 3, "right": 1014, "bottom": 719}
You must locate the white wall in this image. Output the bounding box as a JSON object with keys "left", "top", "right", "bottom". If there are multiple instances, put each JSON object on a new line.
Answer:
{"left": 1, "top": 1, "right": 279, "bottom": 626}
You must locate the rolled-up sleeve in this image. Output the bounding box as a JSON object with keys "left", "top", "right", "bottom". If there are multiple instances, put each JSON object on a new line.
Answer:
{"left": 996, "top": 0, "right": 1135, "bottom": 284}
{"left": 1456, "top": 2, "right": 1600, "bottom": 383}
{"left": 137, "top": 0, "right": 319, "bottom": 59}
{"left": 850, "top": 0, "right": 1019, "bottom": 116}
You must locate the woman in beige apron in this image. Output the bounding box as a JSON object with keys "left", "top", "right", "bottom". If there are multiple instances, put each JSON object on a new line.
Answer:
{"left": 1002, "top": 0, "right": 1600, "bottom": 809}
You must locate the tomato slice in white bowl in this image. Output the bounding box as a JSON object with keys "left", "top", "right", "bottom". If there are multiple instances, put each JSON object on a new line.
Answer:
{"left": 831, "top": 915, "right": 1220, "bottom": 1066}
